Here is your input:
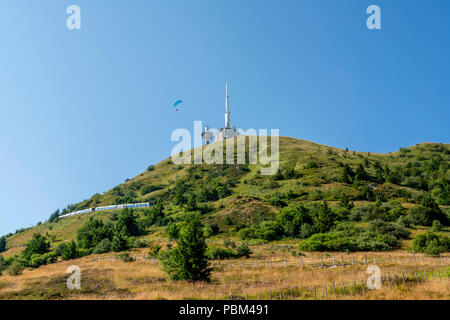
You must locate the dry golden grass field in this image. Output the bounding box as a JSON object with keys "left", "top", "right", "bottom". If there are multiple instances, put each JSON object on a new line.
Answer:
{"left": 1, "top": 243, "right": 448, "bottom": 300}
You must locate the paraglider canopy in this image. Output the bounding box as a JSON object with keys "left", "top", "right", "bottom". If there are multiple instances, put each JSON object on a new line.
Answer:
{"left": 173, "top": 100, "right": 183, "bottom": 111}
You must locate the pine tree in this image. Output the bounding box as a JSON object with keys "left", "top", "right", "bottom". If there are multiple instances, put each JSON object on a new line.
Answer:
{"left": 339, "top": 164, "right": 354, "bottom": 183}
{"left": 0, "top": 237, "right": 6, "bottom": 253}
{"left": 159, "top": 213, "right": 211, "bottom": 282}
{"left": 355, "top": 163, "right": 369, "bottom": 181}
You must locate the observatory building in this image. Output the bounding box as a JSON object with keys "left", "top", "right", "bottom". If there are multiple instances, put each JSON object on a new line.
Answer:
{"left": 214, "top": 82, "right": 240, "bottom": 141}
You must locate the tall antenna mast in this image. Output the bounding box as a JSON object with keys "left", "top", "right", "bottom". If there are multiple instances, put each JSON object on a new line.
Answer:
{"left": 225, "top": 82, "right": 230, "bottom": 128}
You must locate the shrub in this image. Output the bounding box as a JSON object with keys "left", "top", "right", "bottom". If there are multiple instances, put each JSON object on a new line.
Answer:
{"left": 147, "top": 165, "right": 155, "bottom": 171}
{"left": 223, "top": 238, "right": 236, "bottom": 249}
{"left": 204, "top": 223, "right": 220, "bottom": 237}
{"left": 412, "top": 232, "right": 450, "bottom": 255}
{"left": 118, "top": 252, "right": 134, "bottom": 262}
{"left": 299, "top": 223, "right": 314, "bottom": 239}
{"left": 148, "top": 243, "right": 162, "bottom": 258}
{"left": 407, "top": 205, "right": 441, "bottom": 226}
{"left": 7, "top": 261, "right": 24, "bottom": 276}
{"left": 236, "top": 242, "right": 252, "bottom": 258}
{"left": 368, "top": 220, "right": 410, "bottom": 240}
{"left": 431, "top": 220, "right": 444, "bottom": 232}
{"left": 61, "top": 241, "right": 79, "bottom": 261}
{"left": 224, "top": 216, "right": 233, "bottom": 226}
{"left": 298, "top": 230, "right": 400, "bottom": 252}
{"left": 206, "top": 247, "right": 236, "bottom": 260}
{"left": 268, "top": 197, "right": 287, "bottom": 207}
{"left": 238, "top": 224, "right": 279, "bottom": 241}
{"left": 76, "top": 218, "right": 113, "bottom": 250}
{"left": 304, "top": 162, "right": 319, "bottom": 169}
{"left": 93, "top": 238, "right": 112, "bottom": 254}
{"left": 30, "top": 252, "right": 57, "bottom": 268}
{"left": 397, "top": 216, "right": 411, "bottom": 228}
{"left": 140, "top": 184, "right": 163, "bottom": 196}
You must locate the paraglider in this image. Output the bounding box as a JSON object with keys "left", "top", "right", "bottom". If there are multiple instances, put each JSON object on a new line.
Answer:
{"left": 173, "top": 100, "right": 183, "bottom": 111}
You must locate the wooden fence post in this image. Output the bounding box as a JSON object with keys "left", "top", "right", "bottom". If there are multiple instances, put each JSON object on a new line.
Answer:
{"left": 314, "top": 285, "right": 317, "bottom": 300}
{"left": 389, "top": 255, "right": 392, "bottom": 263}
{"left": 413, "top": 253, "right": 416, "bottom": 265}
{"left": 297, "top": 260, "right": 299, "bottom": 268}
{"left": 361, "top": 280, "right": 365, "bottom": 294}
{"left": 440, "top": 254, "right": 444, "bottom": 266}
{"left": 258, "top": 293, "right": 261, "bottom": 300}
{"left": 321, "top": 256, "right": 324, "bottom": 267}
{"left": 301, "top": 257, "right": 304, "bottom": 268}
{"left": 401, "top": 272, "right": 406, "bottom": 285}
{"left": 342, "top": 283, "right": 346, "bottom": 296}
{"left": 332, "top": 257, "right": 336, "bottom": 266}
{"left": 280, "top": 290, "right": 282, "bottom": 300}
{"left": 353, "top": 281, "right": 357, "bottom": 295}
{"left": 269, "top": 291, "right": 272, "bottom": 300}
{"left": 387, "top": 274, "right": 391, "bottom": 289}
{"left": 291, "top": 287, "right": 294, "bottom": 300}
{"left": 324, "top": 284, "right": 328, "bottom": 299}
{"left": 424, "top": 272, "right": 428, "bottom": 281}
{"left": 332, "top": 281, "right": 337, "bottom": 298}
{"left": 437, "top": 272, "right": 441, "bottom": 282}
{"left": 415, "top": 272, "right": 419, "bottom": 282}
{"left": 364, "top": 254, "right": 367, "bottom": 265}
{"left": 352, "top": 257, "right": 354, "bottom": 265}
{"left": 341, "top": 255, "right": 345, "bottom": 267}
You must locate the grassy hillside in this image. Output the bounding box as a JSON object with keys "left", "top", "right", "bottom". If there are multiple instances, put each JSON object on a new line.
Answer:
{"left": 2, "top": 137, "right": 449, "bottom": 257}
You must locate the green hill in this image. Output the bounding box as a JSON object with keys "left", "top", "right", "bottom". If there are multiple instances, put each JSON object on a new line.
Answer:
{"left": 2, "top": 136, "right": 449, "bottom": 257}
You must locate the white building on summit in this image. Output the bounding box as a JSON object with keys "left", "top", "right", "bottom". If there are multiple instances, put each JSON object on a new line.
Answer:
{"left": 214, "top": 82, "right": 240, "bottom": 141}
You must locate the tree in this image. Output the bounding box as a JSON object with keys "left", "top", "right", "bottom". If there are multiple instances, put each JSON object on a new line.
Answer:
{"left": 159, "top": 213, "right": 211, "bottom": 282}
{"left": 76, "top": 218, "right": 113, "bottom": 250}
{"left": 61, "top": 241, "right": 79, "bottom": 261}
{"left": 407, "top": 195, "right": 448, "bottom": 226}
{"left": 144, "top": 201, "right": 165, "bottom": 226}
{"left": 339, "top": 164, "right": 353, "bottom": 183}
{"left": 186, "top": 194, "right": 198, "bottom": 211}
{"left": 48, "top": 209, "right": 60, "bottom": 223}
{"left": 355, "top": 164, "right": 369, "bottom": 181}
{"left": 111, "top": 227, "right": 129, "bottom": 252}
{"left": 0, "top": 237, "right": 6, "bottom": 253}
{"left": 114, "top": 208, "right": 141, "bottom": 237}
{"left": 312, "top": 201, "right": 335, "bottom": 233}
{"left": 22, "top": 234, "right": 50, "bottom": 263}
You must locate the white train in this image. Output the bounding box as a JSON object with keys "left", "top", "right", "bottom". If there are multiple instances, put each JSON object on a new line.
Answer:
{"left": 59, "top": 202, "right": 151, "bottom": 219}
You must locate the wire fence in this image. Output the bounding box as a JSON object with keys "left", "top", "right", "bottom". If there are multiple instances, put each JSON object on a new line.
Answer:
{"left": 89, "top": 253, "right": 450, "bottom": 270}
{"left": 228, "top": 269, "right": 450, "bottom": 300}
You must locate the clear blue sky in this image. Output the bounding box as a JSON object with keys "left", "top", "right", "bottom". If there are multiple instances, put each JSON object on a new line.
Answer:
{"left": 0, "top": 0, "right": 449, "bottom": 236}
